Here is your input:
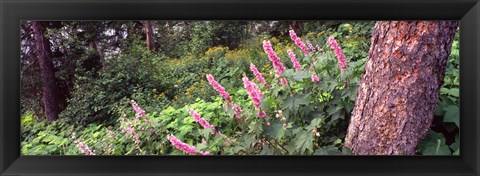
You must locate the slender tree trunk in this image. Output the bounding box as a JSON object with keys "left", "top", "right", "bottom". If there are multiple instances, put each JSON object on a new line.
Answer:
{"left": 345, "top": 21, "right": 458, "bottom": 155}
{"left": 32, "top": 21, "right": 60, "bottom": 122}
{"left": 145, "top": 21, "right": 154, "bottom": 51}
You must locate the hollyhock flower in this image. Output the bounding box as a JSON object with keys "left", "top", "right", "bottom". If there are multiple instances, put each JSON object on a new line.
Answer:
{"left": 243, "top": 76, "right": 267, "bottom": 118}
{"left": 206, "top": 74, "right": 231, "bottom": 102}
{"left": 257, "top": 110, "right": 267, "bottom": 118}
{"left": 167, "top": 134, "right": 211, "bottom": 155}
{"left": 72, "top": 133, "right": 95, "bottom": 155}
{"left": 327, "top": 36, "right": 348, "bottom": 72}
{"left": 280, "top": 77, "right": 289, "bottom": 87}
{"left": 289, "top": 29, "right": 310, "bottom": 55}
{"left": 311, "top": 74, "right": 320, "bottom": 83}
{"left": 287, "top": 49, "right": 301, "bottom": 72}
{"left": 250, "top": 63, "right": 270, "bottom": 89}
{"left": 263, "top": 40, "right": 286, "bottom": 78}
{"left": 306, "top": 40, "right": 316, "bottom": 53}
{"left": 130, "top": 100, "right": 152, "bottom": 126}
{"left": 189, "top": 109, "right": 215, "bottom": 133}
{"left": 233, "top": 103, "right": 243, "bottom": 122}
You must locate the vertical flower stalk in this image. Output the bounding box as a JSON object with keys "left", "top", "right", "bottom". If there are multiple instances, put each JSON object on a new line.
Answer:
{"left": 206, "top": 74, "right": 231, "bottom": 102}
{"left": 243, "top": 76, "right": 266, "bottom": 118}
{"left": 72, "top": 133, "right": 95, "bottom": 155}
{"left": 130, "top": 100, "right": 153, "bottom": 126}
{"left": 289, "top": 29, "right": 310, "bottom": 56}
{"left": 167, "top": 134, "right": 211, "bottom": 155}
{"left": 249, "top": 63, "right": 271, "bottom": 89}
{"left": 233, "top": 103, "right": 243, "bottom": 123}
{"left": 119, "top": 114, "right": 143, "bottom": 153}
{"left": 287, "top": 49, "right": 302, "bottom": 72}
{"left": 327, "top": 36, "right": 348, "bottom": 72}
{"left": 262, "top": 40, "right": 286, "bottom": 78}
{"left": 306, "top": 40, "right": 316, "bottom": 53}
{"left": 189, "top": 109, "right": 216, "bottom": 133}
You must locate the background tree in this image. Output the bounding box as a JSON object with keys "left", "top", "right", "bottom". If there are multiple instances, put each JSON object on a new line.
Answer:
{"left": 32, "top": 21, "right": 61, "bottom": 122}
{"left": 344, "top": 21, "right": 458, "bottom": 155}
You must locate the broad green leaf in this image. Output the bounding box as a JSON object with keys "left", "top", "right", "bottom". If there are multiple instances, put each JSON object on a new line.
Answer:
{"left": 292, "top": 71, "right": 311, "bottom": 81}
{"left": 283, "top": 94, "right": 309, "bottom": 114}
{"left": 314, "top": 146, "right": 342, "bottom": 155}
{"left": 294, "top": 130, "right": 314, "bottom": 154}
{"left": 266, "top": 123, "right": 286, "bottom": 141}
{"left": 443, "top": 105, "right": 459, "bottom": 127}
{"left": 417, "top": 131, "right": 451, "bottom": 155}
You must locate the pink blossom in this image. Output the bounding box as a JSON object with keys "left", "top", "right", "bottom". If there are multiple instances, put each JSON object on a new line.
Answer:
{"left": 306, "top": 40, "right": 316, "bottom": 53}
{"left": 72, "top": 133, "right": 95, "bottom": 155}
{"left": 257, "top": 110, "right": 267, "bottom": 118}
{"left": 119, "top": 115, "right": 142, "bottom": 152}
{"left": 189, "top": 109, "right": 216, "bottom": 133}
{"left": 266, "top": 121, "right": 271, "bottom": 126}
{"left": 167, "top": 134, "right": 211, "bottom": 155}
{"left": 311, "top": 74, "right": 320, "bottom": 83}
{"left": 289, "top": 29, "right": 310, "bottom": 56}
{"left": 243, "top": 76, "right": 267, "bottom": 118}
{"left": 130, "top": 100, "right": 153, "bottom": 126}
{"left": 206, "top": 74, "right": 231, "bottom": 102}
{"left": 327, "top": 36, "right": 348, "bottom": 72}
{"left": 262, "top": 40, "right": 286, "bottom": 78}
{"left": 280, "top": 77, "right": 289, "bottom": 87}
{"left": 233, "top": 103, "right": 243, "bottom": 122}
{"left": 282, "top": 123, "right": 287, "bottom": 128}
{"left": 250, "top": 63, "right": 270, "bottom": 89}
{"left": 287, "top": 49, "right": 301, "bottom": 72}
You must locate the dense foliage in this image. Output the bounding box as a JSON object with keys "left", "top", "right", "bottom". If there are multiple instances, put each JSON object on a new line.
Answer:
{"left": 20, "top": 21, "right": 459, "bottom": 155}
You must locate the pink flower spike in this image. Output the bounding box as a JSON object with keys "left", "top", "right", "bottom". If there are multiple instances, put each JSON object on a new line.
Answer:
{"left": 311, "top": 74, "right": 320, "bottom": 83}
{"left": 327, "top": 36, "right": 348, "bottom": 72}
{"left": 189, "top": 109, "right": 215, "bottom": 133}
{"left": 243, "top": 76, "right": 267, "bottom": 118}
{"left": 287, "top": 49, "right": 301, "bottom": 72}
{"left": 130, "top": 100, "right": 152, "bottom": 126}
{"left": 206, "top": 74, "right": 231, "bottom": 102}
{"left": 250, "top": 63, "right": 270, "bottom": 89}
{"left": 306, "top": 40, "right": 316, "bottom": 53}
{"left": 280, "top": 77, "right": 289, "bottom": 88}
{"left": 262, "top": 40, "right": 286, "bottom": 78}
{"left": 167, "top": 134, "right": 198, "bottom": 155}
{"left": 289, "top": 29, "right": 310, "bottom": 56}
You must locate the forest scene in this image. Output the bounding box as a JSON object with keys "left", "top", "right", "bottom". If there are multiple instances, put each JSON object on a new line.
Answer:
{"left": 20, "top": 21, "right": 460, "bottom": 155}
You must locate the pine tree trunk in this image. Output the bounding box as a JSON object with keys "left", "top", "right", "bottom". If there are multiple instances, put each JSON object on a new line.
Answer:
{"left": 344, "top": 21, "right": 458, "bottom": 155}
{"left": 32, "top": 21, "right": 60, "bottom": 122}
{"left": 145, "top": 21, "right": 154, "bottom": 51}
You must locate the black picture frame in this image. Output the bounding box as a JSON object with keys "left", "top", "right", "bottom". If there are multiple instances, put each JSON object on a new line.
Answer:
{"left": 1, "top": 0, "right": 479, "bottom": 175}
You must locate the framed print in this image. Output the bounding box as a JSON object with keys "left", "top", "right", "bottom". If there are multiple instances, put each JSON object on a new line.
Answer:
{"left": 1, "top": 0, "right": 479, "bottom": 175}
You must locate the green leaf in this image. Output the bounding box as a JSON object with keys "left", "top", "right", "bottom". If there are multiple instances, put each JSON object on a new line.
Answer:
{"left": 260, "top": 145, "right": 274, "bottom": 155}
{"left": 314, "top": 146, "right": 342, "bottom": 155}
{"left": 417, "top": 131, "right": 451, "bottom": 155}
{"left": 292, "top": 71, "right": 310, "bottom": 81}
{"left": 443, "top": 105, "right": 459, "bottom": 127}
{"left": 248, "top": 121, "right": 263, "bottom": 137}
{"left": 283, "top": 94, "right": 309, "bottom": 114}
{"left": 293, "top": 130, "right": 314, "bottom": 154}
{"left": 266, "top": 123, "right": 286, "bottom": 141}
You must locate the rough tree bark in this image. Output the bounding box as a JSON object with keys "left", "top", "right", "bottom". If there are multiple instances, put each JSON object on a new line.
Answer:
{"left": 32, "top": 21, "right": 60, "bottom": 122}
{"left": 145, "top": 21, "right": 155, "bottom": 51}
{"left": 344, "top": 21, "right": 458, "bottom": 155}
